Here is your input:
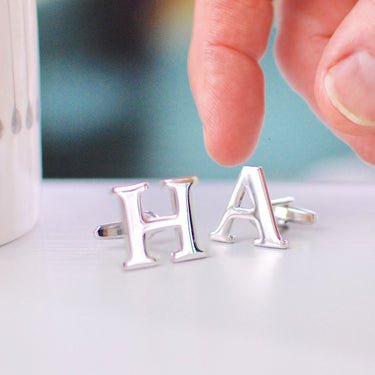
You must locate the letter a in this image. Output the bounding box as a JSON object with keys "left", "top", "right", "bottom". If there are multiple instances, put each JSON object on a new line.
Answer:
{"left": 210, "top": 166, "right": 287, "bottom": 249}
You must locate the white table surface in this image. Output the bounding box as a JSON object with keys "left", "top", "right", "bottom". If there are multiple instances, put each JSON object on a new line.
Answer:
{"left": 0, "top": 179, "right": 374, "bottom": 374}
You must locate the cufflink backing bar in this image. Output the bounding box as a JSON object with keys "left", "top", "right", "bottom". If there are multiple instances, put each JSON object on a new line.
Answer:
{"left": 95, "top": 211, "right": 159, "bottom": 239}
{"left": 273, "top": 198, "right": 316, "bottom": 227}
{"left": 271, "top": 197, "right": 316, "bottom": 226}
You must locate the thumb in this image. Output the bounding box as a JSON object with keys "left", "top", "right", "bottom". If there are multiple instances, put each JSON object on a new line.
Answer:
{"left": 315, "top": 0, "right": 375, "bottom": 136}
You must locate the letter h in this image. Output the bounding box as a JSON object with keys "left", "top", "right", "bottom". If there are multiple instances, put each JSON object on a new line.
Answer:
{"left": 113, "top": 177, "right": 207, "bottom": 270}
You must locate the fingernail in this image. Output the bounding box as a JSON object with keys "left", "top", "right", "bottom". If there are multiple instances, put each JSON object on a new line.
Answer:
{"left": 325, "top": 51, "right": 375, "bottom": 127}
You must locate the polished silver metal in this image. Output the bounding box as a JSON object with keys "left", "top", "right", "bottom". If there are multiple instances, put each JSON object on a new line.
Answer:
{"left": 95, "top": 211, "right": 159, "bottom": 239}
{"left": 210, "top": 167, "right": 317, "bottom": 249}
{"left": 271, "top": 197, "right": 317, "bottom": 227}
{"left": 210, "top": 166, "right": 288, "bottom": 248}
{"left": 96, "top": 177, "right": 207, "bottom": 270}
{"left": 95, "top": 198, "right": 316, "bottom": 239}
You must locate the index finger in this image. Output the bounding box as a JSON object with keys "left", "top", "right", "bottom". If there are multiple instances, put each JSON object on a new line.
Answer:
{"left": 188, "top": 0, "right": 274, "bottom": 165}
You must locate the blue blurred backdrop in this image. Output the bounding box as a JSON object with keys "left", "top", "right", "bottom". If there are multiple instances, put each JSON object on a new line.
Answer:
{"left": 38, "top": 0, "right": 356, "bottom": 179}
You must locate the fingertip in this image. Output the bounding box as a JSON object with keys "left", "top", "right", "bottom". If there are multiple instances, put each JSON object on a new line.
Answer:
{"left": 204, "top": 128, "right": 257, "bottom": 166}
{"left": 196, "top": 53, "right": 265, "bottom": 167}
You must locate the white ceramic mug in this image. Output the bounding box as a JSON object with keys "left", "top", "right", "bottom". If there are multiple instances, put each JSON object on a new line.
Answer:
{"left": 0, "top": 0, "right": 41, "bottom": 245}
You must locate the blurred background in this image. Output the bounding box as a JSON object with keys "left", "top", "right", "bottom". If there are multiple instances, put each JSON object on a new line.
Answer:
{"left": 37, "top": 0, "right": 373, "bottom": 181}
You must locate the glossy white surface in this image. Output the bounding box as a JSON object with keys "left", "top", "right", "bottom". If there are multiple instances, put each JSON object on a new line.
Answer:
{"left": 0, "top": 179, "right": 374, "bottom": 374}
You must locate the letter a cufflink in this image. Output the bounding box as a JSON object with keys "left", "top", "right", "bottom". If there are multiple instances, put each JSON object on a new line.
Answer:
{"left": 95, "top": 177, "right": 207, "bottom": 270}
{"left": 210, "top": 166, "right": 317, "bottom": 249}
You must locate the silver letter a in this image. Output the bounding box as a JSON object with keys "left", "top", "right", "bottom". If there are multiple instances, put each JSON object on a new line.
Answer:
{"left": 210, "top": 166, "right": 288, "bottom": 249}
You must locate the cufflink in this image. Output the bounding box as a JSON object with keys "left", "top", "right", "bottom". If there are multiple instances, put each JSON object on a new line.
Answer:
{"left": 95, "top": 177, "right": 207, "bottom": 270}
{"left": 210, "top": 166, "right": 317, "bottom": 249}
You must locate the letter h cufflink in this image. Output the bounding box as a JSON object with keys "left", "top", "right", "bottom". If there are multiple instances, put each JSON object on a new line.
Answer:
{"left": 95, "top": 176, "right": 207, "bottom": 270}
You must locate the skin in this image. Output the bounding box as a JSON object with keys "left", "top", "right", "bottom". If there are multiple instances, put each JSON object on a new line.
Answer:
{"left": 188, "top": 0, "right": 375, "bottom": 166}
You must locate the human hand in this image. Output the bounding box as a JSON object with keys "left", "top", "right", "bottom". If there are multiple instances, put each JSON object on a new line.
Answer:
{"left": 188, "top": 0, "right": 375, "bottom": 166}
